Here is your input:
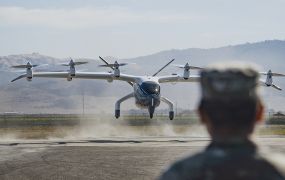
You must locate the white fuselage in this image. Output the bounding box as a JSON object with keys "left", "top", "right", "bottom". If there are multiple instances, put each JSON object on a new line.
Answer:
{"left": 132, "top": 77, "right": 161, "bottom": 109}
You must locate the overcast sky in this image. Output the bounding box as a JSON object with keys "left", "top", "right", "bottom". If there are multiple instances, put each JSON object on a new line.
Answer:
{"left": 0, "top": 0, "right": 284, "bottom": 58}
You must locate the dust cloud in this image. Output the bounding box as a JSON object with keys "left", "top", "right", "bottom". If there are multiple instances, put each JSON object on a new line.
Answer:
{"left": 0, "top": 132, "right": 19, "bottom": 141}
{"left": 0, "top": 115, "right": 208, "bottom": 141}
{"left": 61, "top": 116, "right": 208, "bottom": 140}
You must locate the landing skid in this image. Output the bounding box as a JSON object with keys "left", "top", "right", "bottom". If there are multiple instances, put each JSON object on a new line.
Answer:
{"left": 115, "top": 93, "right": 134, "bottom": 119}
{"left": 114, "top": 93, "right": 174, "bottom": 120}
{"left": 161, "top": 96, "right": 174, "bottom": 120}
{"left": 148, "top": 105, "right": 155, "bottom": 119}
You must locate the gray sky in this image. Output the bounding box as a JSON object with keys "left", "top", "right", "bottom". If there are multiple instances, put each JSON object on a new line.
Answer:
{"left": 0, "top": 0, "right": 284, "bottom": 58}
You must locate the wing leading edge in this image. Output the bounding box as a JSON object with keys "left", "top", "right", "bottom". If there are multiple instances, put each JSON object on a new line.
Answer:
{"left": 12, "top": 71, "right": 138, "bottom": 83}
{"left": 159, "top": 76, "right": 282, "bottom": 91}
{"left": 158, "top": 74, "right": 200, "bottom": 83}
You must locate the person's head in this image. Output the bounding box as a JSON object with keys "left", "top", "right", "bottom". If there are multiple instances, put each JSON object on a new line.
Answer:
{"left": 198, "top": 63, "right": 264, "bottom": 140}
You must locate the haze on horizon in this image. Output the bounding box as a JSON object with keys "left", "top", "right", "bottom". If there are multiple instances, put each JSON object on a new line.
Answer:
{"left": 0, "top": 0, "right": 284, "bottom": 59}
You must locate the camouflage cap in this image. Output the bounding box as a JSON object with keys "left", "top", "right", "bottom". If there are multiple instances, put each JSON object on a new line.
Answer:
{"left": 200, "top": 63, "right": 260, "bottom": 101}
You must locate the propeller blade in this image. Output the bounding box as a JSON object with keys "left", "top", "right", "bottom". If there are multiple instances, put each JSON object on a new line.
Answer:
{"left": 98, "top": 63, "right": 128, "bottom": 67}
{"left": 152, "top": 58, "right": 175, "bottom": 77}
{"left": 38, "top": 64, "right": 49, "bottom": 67}
{"left": 189, "top": 66, "right": 203, "bottom": 70}
{"left": 11, "top": 70, "right": 26, "bottom": 73}
{"left": 272, "top": 73, "right": 285, "bottom": 77}
{"left": 11, "top": 74, "right": 26, "bottom": 82}
{"left": 119, "top": 63, "right": 128, "bottom": 66}
{"left": 11, "top": 63, "right": 49, "bottom": 69}
{"left": 173, "top": 64, "right": 185, "bottom": 68}
{"left": 11, "top": 65, "right": 28, "bottom": 68}
{"left": 60, "top": 64, "right": 70, "bottom": 66}
{"left": 173, "top": 64, "right": 203, "bottom": 70}
{"left": 74, "top": 62, "right": 88, "bottom": 65}
{"left": 60, "top": 61, "right": 88, "bottom": 66}
{"left": 259, "top": 72, "right": 285, "bottom": 76}
{"left": 11, "top": 64, "right": 39, "bottom": 68}
{"left": 259, "top": 72, "right": 268, "bottom": 75}
{"left": 99, "top": 56, "right": 114, "bottom": 70}
{"left": 98, "top": 64, "right": 114, "bottom": 67}
{"left": 272, "top": 84, "right": 282, "bottom": 91}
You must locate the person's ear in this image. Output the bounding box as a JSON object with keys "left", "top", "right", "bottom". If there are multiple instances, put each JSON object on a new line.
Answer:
{"left": 255, "top": 102, "right": 264, "bottom": 123}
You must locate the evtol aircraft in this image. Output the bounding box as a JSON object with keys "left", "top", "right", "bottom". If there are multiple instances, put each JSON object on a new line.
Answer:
{"left": 10, "top": 57, "right": 285, "bottom": 120}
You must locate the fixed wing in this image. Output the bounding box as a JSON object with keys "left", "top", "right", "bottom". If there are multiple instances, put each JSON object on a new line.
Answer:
{"left": 10, "top": 58, "right": 284, "bottom": 120}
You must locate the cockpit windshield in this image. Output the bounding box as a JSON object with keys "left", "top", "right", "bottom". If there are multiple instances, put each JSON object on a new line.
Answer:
{"left": 140, "top": 81, "right": 160, "bottom": 94}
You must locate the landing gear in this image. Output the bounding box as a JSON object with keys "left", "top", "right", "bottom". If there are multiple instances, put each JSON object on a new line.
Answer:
{"left": 115, "top": 93, "right": 134, "bottom": 119}
{"left": 161, "top": 96, "right": 175, "bottom": 120}
{"left": 115, "top": 110, "right": 120, "bottom": 119}
{"left": 148, "top": 106, "right": 155, "bottom": 119}
{"left": 169, "top": 111, "right": 174, "bottom": 120}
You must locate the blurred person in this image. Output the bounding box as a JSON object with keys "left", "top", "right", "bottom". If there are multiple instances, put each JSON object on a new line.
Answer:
{"left": 160, "top": 64, "right": 285, "bottom": 180}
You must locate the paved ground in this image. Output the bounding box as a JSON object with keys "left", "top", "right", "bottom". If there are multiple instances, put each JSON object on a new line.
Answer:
{"left": 0, "top": 137, "right": 285, "bottom": 180}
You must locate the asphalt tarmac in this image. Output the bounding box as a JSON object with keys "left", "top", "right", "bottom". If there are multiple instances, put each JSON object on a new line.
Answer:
{"left": 0, "top": 136, "right": 285, "bottom": 180}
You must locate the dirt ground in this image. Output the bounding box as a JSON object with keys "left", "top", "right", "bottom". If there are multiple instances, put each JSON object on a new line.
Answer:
{"left": 0, "top": 137, "right": 285, "bottom": 180}
{"left": 0, "top": 118, "right": 285, "bottom": 180}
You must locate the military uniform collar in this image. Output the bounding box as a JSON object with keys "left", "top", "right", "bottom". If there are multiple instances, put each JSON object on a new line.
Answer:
{"left": 206, "top": 139, "right": 257, "bottom": 154}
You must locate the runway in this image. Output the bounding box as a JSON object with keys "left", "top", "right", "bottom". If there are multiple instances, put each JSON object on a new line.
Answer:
{"left": 1, "top": 136, "right": 285, "bottom": 180}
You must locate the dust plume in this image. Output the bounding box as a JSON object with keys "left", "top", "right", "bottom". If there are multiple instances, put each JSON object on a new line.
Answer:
{"left": 0, "top": 114, "right": 208, "bottom": 141}
{"left": 59, "top": 115, "right": 208, "bottom": 139}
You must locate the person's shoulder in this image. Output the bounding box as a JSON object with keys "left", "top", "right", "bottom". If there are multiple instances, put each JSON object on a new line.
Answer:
{"left": 261, "top": 152, "right": 285, "bottom": 177}
{"left": 243, "top": 149, "right": 285, "bottom": 179}
{"left": 159, "top": 152, "right": 206, "bottom": 180}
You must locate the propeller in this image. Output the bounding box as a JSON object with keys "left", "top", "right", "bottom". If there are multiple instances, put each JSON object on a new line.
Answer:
{"left": 9, "top": 62, "right": 50, "bottom": 74}
{"left": 98, "top": 61, "right": 128, "bottom": 68}
{"left": 60, "top": 58, "right": 88, "bottom": 66}
{"left": 12, "top": 64, "right": 38, "bottom": 68}
{"left": 173, "top": 63, "right": 203, "bottom": 70}
{"left": 10, "top": 62, "right": 50, "bottom": 82}
{"left": 272, "top": 84, "right": 282, "bottom": 91}
{"left": 11, "top": 62, "right": 49, "bottom": 69}
{"left": 260, "top": 70, "right": 285, "bottom": 77}
{"left": 58, "top": 58, "right": 88, "bottom": 77}
{"left": 11, "top": 74, "right": 27, "bottom": 82}
{"left": 98, "top": 56, "right": 134, "bottom": 86}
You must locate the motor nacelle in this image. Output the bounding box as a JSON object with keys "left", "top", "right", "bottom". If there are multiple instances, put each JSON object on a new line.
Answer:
{"left": 183, "top": 69, "right": 190, "bottom": 79}
{"left": 26, "top": 68, "right": 33, "bottom": 81}
{"left": 107, "top": 78, "right": 113, "bottom": 83}
{"left": 69, "top": 66, "right": 76, "bottom": 77}
{"left": 114, "top": 68, "right": 120, "bottom": 77}
{"left": 265, "top": 70, "right": 273, "bottom": 86}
